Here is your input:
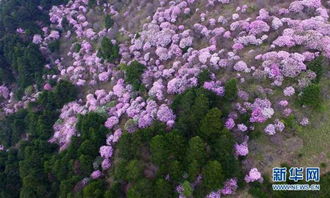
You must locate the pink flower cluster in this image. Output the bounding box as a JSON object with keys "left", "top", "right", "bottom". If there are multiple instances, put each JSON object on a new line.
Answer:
{"left": 148, "top": 79, "right": 165, "bottom": 100}
{"left": 16, "top": 28, "right": 25, "bottom": 34}
{"left": 43, "top": 83, "right": 52, "bottom": 91}
{"left": 237, "top": 123, "right": 248, "bottom": 132}
{"left": 245, "top": 168, "right": 262, "bottom": 183}
{"left": 49, "top": 102, "right": 86, "bottom": 151}
{"left": 250, "top": 98, "right": 274, "bottom": 123}
{"left": 206, "top": 178, "right": 238, "bottom": 198}
{"left": 300, "top": 117, "right": 309, "bottom": 126}
{"left": 105, "top": 116, "right": 119, "bottom": 129}
{"left": 289, "top": 0, "right": 321, "bottom": 13}
{"left": 203, "top": 81, "right": 225, "bottom": 96}
{"left": 32, "top": 34, "right": 43, "bottom": 44}
{"left": 283, "top": 86, "right": 295, "bottom": 96}
{"left": 260, "top": 51, "right": 307, "bottom": 83}
{"left": 235, "top": 141, "right": 249, "bottom": 157}
{"left": 234, "top": 61, "right": 250, "bottom": 73}
{"left": 249, "top": 20, "right": 270, "bottom": 35}
{"left": 264, "top": 124, "right": 276, "bottom": 135}
{"left": 98, "top": 128, "right": 122, "bottom": 171}
{"left": 157, "top": 104, "right": 176, "bottom": 126}
{"left": 225, "top": 118, "right": 235, "bottom": 130}
{"left": 0, "top": 85, "right": 9, "bottom": 99}
{"left": 90, "top": 170, "right": 102, "bottom": 179}
{"left": 99, "top": 145, "right": 113, "bottom": 158}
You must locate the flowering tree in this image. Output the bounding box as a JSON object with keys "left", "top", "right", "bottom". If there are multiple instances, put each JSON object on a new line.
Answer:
{"left": 245, "top": 168, "right": 262, "bottom": 183}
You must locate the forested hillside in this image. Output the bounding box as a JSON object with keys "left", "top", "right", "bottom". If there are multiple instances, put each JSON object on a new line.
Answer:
{"left": 1, "top": 0, "right": 330, "bottom": 197}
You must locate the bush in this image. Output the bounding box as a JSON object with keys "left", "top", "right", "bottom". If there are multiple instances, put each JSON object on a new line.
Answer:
{"left": 197, "top": 69, "right": 211, "bottom": 86}
{"left": 248, "top": 186, "right": 269, "bottom": 198}
{"left": 150, "top": 135, "right": 168, "bottom": 165}
{"left": 201, "top": 160, "right": 224, "bottom": 192}
{"left": 48, "top": 40, "right": 60, "bottom": 52}
{"left": 88, "top": 0, "right": 96, "bottom": 8}
{"left": 83, "top": 180, "right": 106, "bottom": 198}
{"left": 104, "top": 14, "right": 114, "bottom": 29}
{"left": 36, "top": 80, "right": 78, "bottom": 110}
{"left": 126, "top": 159, "right": 144, "bottom": 182}
{"left": 127, "top": 179, "right": 153, "bottom": 198}
{"left": 122, "top": 61, "right": 146, "bottom": 91}
{"left": 224, "top": 79, "right": 238, "bottom": 101}
{"left": 183, "top": 180, "right": 193, "bottom": 197}
{"left": 282, "top": 115, "right": 296, "bottom": 129}
{"left": 97, "top": 37, "right": 120, "bottom": 62}
{"left": 113, "top": 159, "right": 128, "bottom": 181}
{"left": 308, "top": 56, "right": 323, "bottom": 83}
{"left": 154, "top": 179, "right": 173, "bottom": 198}
{"left": 73, "top": 43, "right": 81, "bottom": 52}
{"left": 199, "top": 108, "right": 223, "bottom": 139}
{"left": 299, "top": 83, "right": 321, "bottom": 109}
{"left": 53, "top": 80, "right": 78, "bottom": 107}
{"left": 186, "top": 136, "right": 207, "bottom": 165}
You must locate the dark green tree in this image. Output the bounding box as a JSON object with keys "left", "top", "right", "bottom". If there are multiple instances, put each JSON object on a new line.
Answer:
{"left": 122, "top": 61, "right": 146, "bottom": 91}
{"left": 97, "top": 37, "right": 120, "bottom": 62}
{"left": 127, "top": 179, "right": 153, "bottom": 198}
{"left": 186, "top": 136, "right": 207, "bottom": 165}
{"left": 188, "top": 160, "right": 200, "bottom": 182}
{"left": 126, "top": 159, "right": 144, "bottom": 182}
{"left": 113, "top": 159, "right": 128, "bottom": 181}
{"left": 168, "top": 160, "right": 183, "bottom": 182}
{"left": 150, "top": 135, "right": 168, "bottom": 165}
{"left": 82, "top": 180, "right": 106, "bottom": 198}
{"left": 199, "top": 108, "right": 223, "bottom": 139}
{"left": 224, "top": 79, "right": 238, "bottom": 101}
{"left": 104, "top": 14, "right": 114, "bottom": 29}
{"left": 198, "top": 69, "right": 211, "bottom": 86}
{"left": 308, "top": 56, "right": 323, "bottom": 83}
{"left": 182, "top": 180, "right": 193, "bottom": 197}
{"left": 201, "top": 160, "right": 224, "bottom": 192}
{"left": 154, "top": 178, "right": 173, "bottom": 198}
{"left": 299, "top": 83, "right": 321, "bottom": 109}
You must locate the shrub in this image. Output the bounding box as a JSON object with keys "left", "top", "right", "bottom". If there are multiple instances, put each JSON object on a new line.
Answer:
{"left": 73, "top": 43, "right": 81, "bottom": 52}
{"left": 201, "top": 160, "right": 224, "bottom": 192}
{"left": 299, "top": 83, "right": 321, "bottom": 109}
{"left": 308, "top": 56, "right": 323, "bottom": 83}
{"left": 48, "top": 40, "right": 60, "bottom": 52}
{"left": 97, "top": 37, "right": 120, "bottom": 62}
{"left": 183, "top": 180, "right": 193, "bottom": 197}
{"left": 154, "top": 179, "right": 173, "bottom": 198}
{"left": 197, "top": 69, "right": 211, "bottom": 86}
{"left": 122, "top": 61, "right": 146, "bottom": 91}
{"left": 224, "top": 79, "right": 238, "bottom": 101}
{"left": 199, "top": 108, "right": 223, "bottom": 139}
{"left": 104, "top": 15, "right": 114, "bottom": 29}
{"left": 126, "top": 160, "right": 144, "bottom": 182}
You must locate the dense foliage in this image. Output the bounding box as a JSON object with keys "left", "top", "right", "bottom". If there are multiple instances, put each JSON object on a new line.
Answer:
{"left": 122, "top": 61, "right": 146, "bottom": 91}
{"left": 224, "top": 79, "right": 238, "bottom": 102}
{"left": 44, "top": 112, "right": 109, "bottom": 197}
{"left": 308, "top": 56, "right": 324, "bottom": 84}
{"left": 1, "top": 0, "right": 330, "bottom": 197}
{"left": 97, "top": 37, "right": 120, "bottom": 62}
{"left": 298, "top": 83, "right": 322, "bottom": 109}
{"left": 0, "top": 85, "right": 243, "bottom": 198}
{"left": 0, "top": 0, "right": 68, "bottom": 97}
{"left": 0, "top": 80, "right": 77, "bottom": 198}
{"left": 104, "top": 15, "right": 114, "bottom": 29}
{"left": 103, "top": 87, "right": 244, "bottom": 198}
